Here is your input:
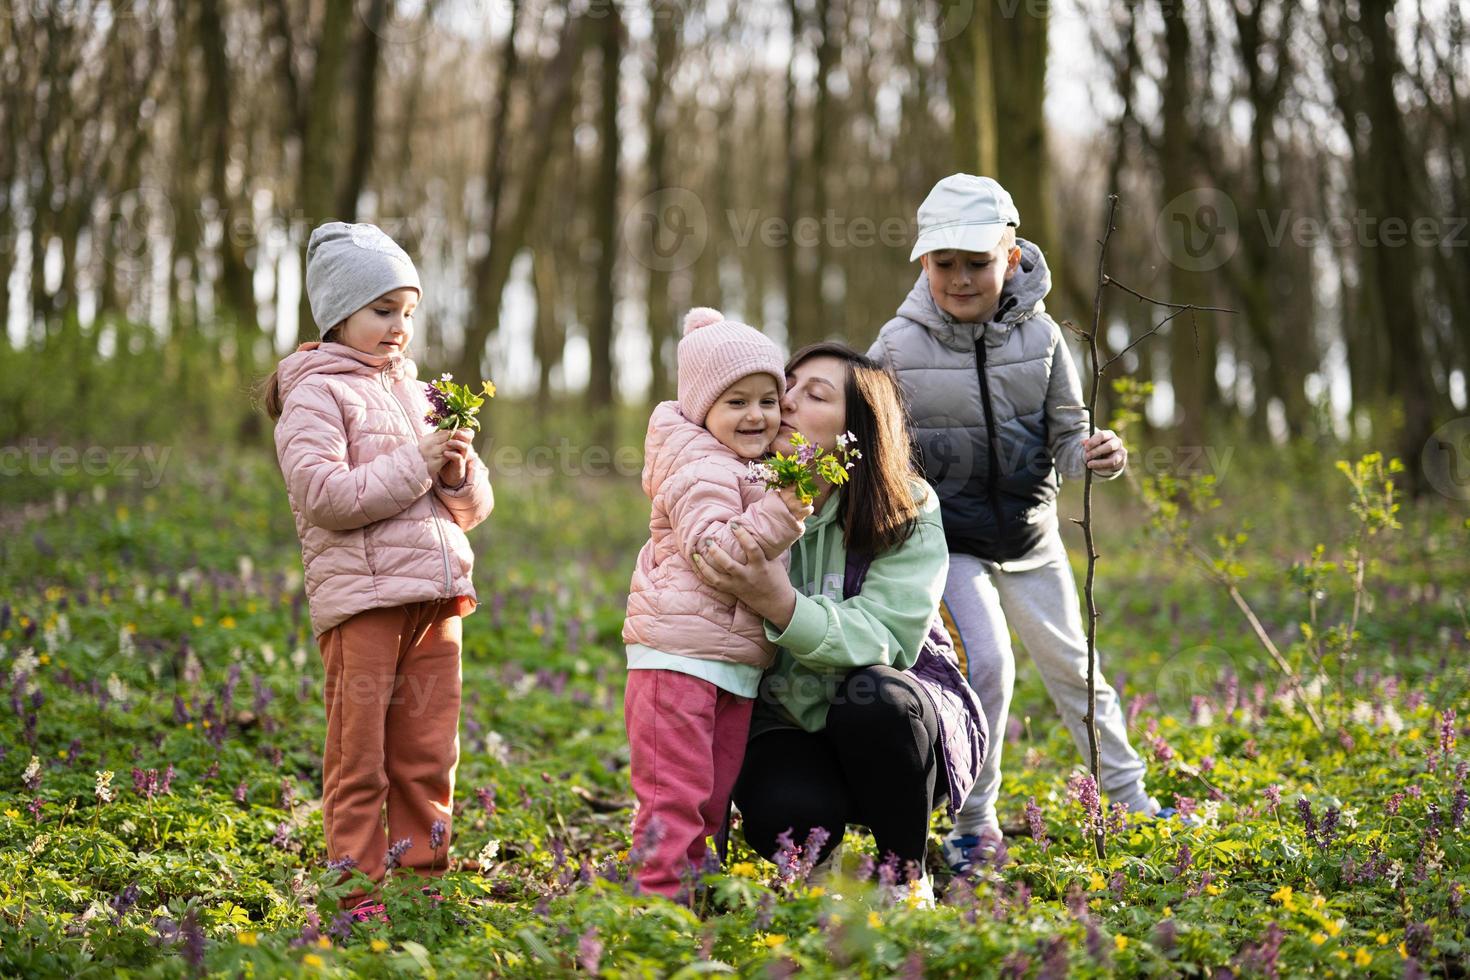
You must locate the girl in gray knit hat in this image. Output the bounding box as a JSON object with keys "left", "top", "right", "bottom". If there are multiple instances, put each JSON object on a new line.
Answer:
{"left": 261, "top": 222, "right": 494, "bottom": 917}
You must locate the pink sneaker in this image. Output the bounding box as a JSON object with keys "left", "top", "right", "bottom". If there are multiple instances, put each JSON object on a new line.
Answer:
{"left": 348, "top": 899, "right": 388, "bottom": 923}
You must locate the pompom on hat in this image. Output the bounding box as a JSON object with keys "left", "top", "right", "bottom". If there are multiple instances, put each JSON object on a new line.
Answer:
{"left": 675, "top": 307, "right": 787, "bottom": 426}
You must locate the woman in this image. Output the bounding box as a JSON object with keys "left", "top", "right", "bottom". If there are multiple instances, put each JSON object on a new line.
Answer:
{"left": 692, "top": 342, "right": 986, "bottom": 904}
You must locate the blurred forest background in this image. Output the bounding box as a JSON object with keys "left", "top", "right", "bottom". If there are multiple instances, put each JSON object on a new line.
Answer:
{"left": 1, "top": 0, "right": 1467, "bottom": 494}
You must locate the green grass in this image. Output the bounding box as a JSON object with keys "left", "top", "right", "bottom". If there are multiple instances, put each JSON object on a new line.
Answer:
{"left": 0, "top": 442, "right": 1466, "bottom": 977}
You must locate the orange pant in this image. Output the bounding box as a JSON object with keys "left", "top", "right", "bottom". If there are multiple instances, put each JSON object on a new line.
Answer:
{"left": 316, "top": 597, "right": 464, "bottom": 888}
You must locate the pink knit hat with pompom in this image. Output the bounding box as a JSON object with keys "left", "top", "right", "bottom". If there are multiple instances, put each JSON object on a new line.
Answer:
{"left": 676, "top": 307, "right": 787, "bottom": 426}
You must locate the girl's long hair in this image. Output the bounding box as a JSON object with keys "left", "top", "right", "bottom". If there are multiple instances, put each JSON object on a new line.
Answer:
{"left": 785, "top": 342, "right": 923, "bottom": 556}
{"left": 258, "top": 326, "right": 340, "bottom": 420}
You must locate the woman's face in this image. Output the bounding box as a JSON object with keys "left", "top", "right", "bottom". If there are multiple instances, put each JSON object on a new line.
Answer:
{"left": 775, "top": 355, "right": 847, "bottom": 455}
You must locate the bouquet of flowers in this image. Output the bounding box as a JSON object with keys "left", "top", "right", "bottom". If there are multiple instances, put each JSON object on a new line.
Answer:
{"left": 424, "top": 373, "right": 496, "bottom": 432}
{"left": 746, "top": 431, "right": 862, "bottom": 505}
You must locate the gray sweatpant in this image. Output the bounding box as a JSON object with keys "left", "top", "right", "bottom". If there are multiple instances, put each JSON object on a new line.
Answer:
{"left": 941, "top": 527, "right": 1151, "bottom": 834}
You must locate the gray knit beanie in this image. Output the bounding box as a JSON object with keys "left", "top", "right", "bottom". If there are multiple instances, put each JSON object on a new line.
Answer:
{"left": 305, "top": 222, "right": 421, "bottom": 337}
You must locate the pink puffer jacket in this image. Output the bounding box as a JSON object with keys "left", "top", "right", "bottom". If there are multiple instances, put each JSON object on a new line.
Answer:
{"left": 623, "top": 401, "right": 804, "bottom": 668}
{"left": 273, "top": 341, "right": 495, "bottom": 638}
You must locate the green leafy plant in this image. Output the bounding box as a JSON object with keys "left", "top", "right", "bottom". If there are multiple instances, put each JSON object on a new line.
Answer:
{"left": 746, "top": 431, "right": 861, "bottom": 505}
{"left": 425, "top": 374, "right": 496, "bottom": 432}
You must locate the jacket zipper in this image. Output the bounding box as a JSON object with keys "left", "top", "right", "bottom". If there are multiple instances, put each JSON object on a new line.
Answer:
{"left": 973, "top": 330, "right": 1006, "bottom": 546}
{"left": 382, "top": 367, "right": 453, "bottom": 592}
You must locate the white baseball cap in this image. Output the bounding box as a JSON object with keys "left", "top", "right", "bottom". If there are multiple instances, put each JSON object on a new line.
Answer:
{"left": 909, "top": 174, "right": 1021, "bottom": 261}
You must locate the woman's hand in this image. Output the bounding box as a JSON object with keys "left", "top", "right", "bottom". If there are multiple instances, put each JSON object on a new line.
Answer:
{"left": 438, "top": 429, "right": 473, "bottom": 488}
{"left": 692, "top": 524, "right": 798, "bottom": 631}
{"left": 1083, "top": 428, "right": 1127, "bottom": 476}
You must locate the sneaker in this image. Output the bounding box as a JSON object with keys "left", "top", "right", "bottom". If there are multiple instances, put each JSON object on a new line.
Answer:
{"left": 348, "top": 899, "right": 388, "bottom": 923}
{"left": 884, "top": 872, "right": 936, "bottom": 910}
{"left": 940, "top": 826, "right": 1002, "bottom": 876}
{"left": 806, "top": 843, "right": 843, "bottom": 891}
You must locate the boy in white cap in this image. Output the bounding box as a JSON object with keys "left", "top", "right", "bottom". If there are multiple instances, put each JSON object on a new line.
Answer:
{"left": 868, "top": 174, "right": 1161, "bottom": 874}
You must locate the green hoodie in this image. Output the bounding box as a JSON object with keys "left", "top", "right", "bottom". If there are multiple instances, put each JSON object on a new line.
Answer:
{"left": 756, "top": 479, "right": 950, "bottom": 733}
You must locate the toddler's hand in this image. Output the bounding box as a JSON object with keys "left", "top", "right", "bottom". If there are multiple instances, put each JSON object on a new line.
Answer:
{"left": 778, "top": 486, "right": 814, "bottom": 523}
{"left": 438, "top": 430, "right": 473, "bottom": 487}
{"left": 418, "top": 429, "right": 454, "bottom": 475}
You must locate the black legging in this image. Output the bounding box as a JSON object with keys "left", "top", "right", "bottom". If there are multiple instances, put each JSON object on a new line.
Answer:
{"left": 733, "top": 665, "right": 947, "bottom": 867}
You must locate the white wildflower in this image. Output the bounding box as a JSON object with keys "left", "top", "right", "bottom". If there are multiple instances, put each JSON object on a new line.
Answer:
{"left": 94, "top": 770, "right": 115, "bottom": 803}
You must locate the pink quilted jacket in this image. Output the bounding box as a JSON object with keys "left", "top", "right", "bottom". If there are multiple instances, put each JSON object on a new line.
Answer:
{"left": 273, "top": 341, "right": 495, "bottom": 638}
{"left": 622, "top": 401, "right": 805, "bottom": 668}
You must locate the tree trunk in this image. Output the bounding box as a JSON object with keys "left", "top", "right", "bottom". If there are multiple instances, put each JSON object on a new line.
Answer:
{"left": 586, "top": 3, "right": 621, "bottom": 447}
{"left": 337, "top": 0, "right": 389, "bottom": 221}
{"left": 644, "top": 12, "right": 676, "bottom": 406}
{"left": 1156, "top": 0, "right": 1214, "bottom": 443}
{"left": 782, "top": 0, "right": 804, "bottom": 348}
{"left": 295, "top": 0, "right": 353, "bottom": 343}
{"left": 943, "top": 10, "right": 977, "bottom": 174}
{"left": 458, "top": 12, "right": 588, "bottom": 382}
{"left": 198, "top": 0, "right": 260, "bottom": 376}
{"left": 969, "top": 0, "right": 997, "bottom": 176}
{"left": 1358, "top": 0, "right": 1437, "bottom": 489}
{"left": 993, "top": 1, "right": 1056, "bottom": 288}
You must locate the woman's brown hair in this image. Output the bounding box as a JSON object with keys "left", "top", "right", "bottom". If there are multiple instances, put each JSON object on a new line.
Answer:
{"left": 786, "top": 342, "right": 923, "bottom": 557}
{"left": 258, "top": 326, "right": 341, "bottom": 420}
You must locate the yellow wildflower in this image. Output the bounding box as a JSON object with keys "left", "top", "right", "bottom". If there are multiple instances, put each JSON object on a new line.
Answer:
{"left": 868, "top": 911, "right": 882, "bottom": 929}
{"left": 1324, "top": 919, "right": 1341, "bottom": 938}
{"left": 238, "top": 931, "right": 258, "bottom": 946}
{"left": 1355, "top": 949, "right": 1372, "bottom": 967}
{"left": 1089, "top": 872, "right": 1106, "bottom": 891}
{"left": 370, "top": 939, "right": 389, "bottom": 952}
{"left": 761, "top": 934, "right": 786, "bottom": 948}
{"left": 729, "top": 862, "right": 758, "bottom": 879}
{"left": 1376, "top": 933, "right": 1389, "bottom": 945}
{"left": 303, "top": 953, "right": 325, "bottom": 968}
{"left": 1115, "top": 935, "right": 1129, "bottom": 952}
{"left": 1310, "top": 932, "right": 1327, "bottom": 946}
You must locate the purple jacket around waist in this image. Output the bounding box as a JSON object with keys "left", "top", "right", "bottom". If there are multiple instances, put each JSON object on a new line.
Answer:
{"left": 844, "top": 551, "right": 988, "bottom": 821}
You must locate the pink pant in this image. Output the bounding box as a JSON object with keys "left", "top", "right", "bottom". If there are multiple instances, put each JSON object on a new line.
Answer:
{"left": 624, "top": 669, "right": 754, "bottom": 898}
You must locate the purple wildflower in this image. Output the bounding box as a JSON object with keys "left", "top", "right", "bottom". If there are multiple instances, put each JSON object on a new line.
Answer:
{"left": 772, "top": 827, "right": 800, "bottom": 884}
{"left": 1173, "top": 842, "right": 1194, "bottom": 878}
{"left": 234, "top": 780, "right": 248, "bottom": 803}
{"left": 1386, "top": 792, "right": 1404, "bottom": 815}
{"left": 160, "top": 764, "right": 175, "bottom": 795}
{"left": 1441, "top": 709, "right": 1458, "bottom": 755}
{"left": 271, "top": 822, "right": 291, "bottom": 848}
{"left": 110, "top": 882, "right": 140, "bottom": 922}
{"left": 627, "top": 815, "right": 664, "bottom": 872}
{"left": 476, "top": 785, "right": 497, "bottom": 814}
{"left": 429, "top": 819, "right": 446, "bottom": 852}
{"left": 180, "top": 908, "right": 206, "bottom": 969}
{"left": 1025, "top": 797, "right": 1050, "bottom": 852}
{"left": 1174, "top": 795, "right": 1198, "bottom": 820}
{"left": 325, "top": 911, "right": 354, "bottom": 943}
{"left": 1452, "top": 788, "right": 1468, "bottom": 829}
{"left": 577, "top": 928, "right": 603, "bottom": 973}
{"left": 1154, "top": 918, "right": 1177, "bottom": 952}
{"left": 132, "top": 767, "right": 158, "bottom": 800}
{"left": 1068, "top": 773, "right": 1103, "bottom": 835}
{"left": 1296, "top": 797, "right": 1318, "bottom": 844}
{"left": 384, "top": 836, "right": 413, "bottom": 871}
{"left": 1263, "top": 784, "right": 1282, "bottom": 813}
{"left": 326, "top": 855, "right": 357, "bottom": 873}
